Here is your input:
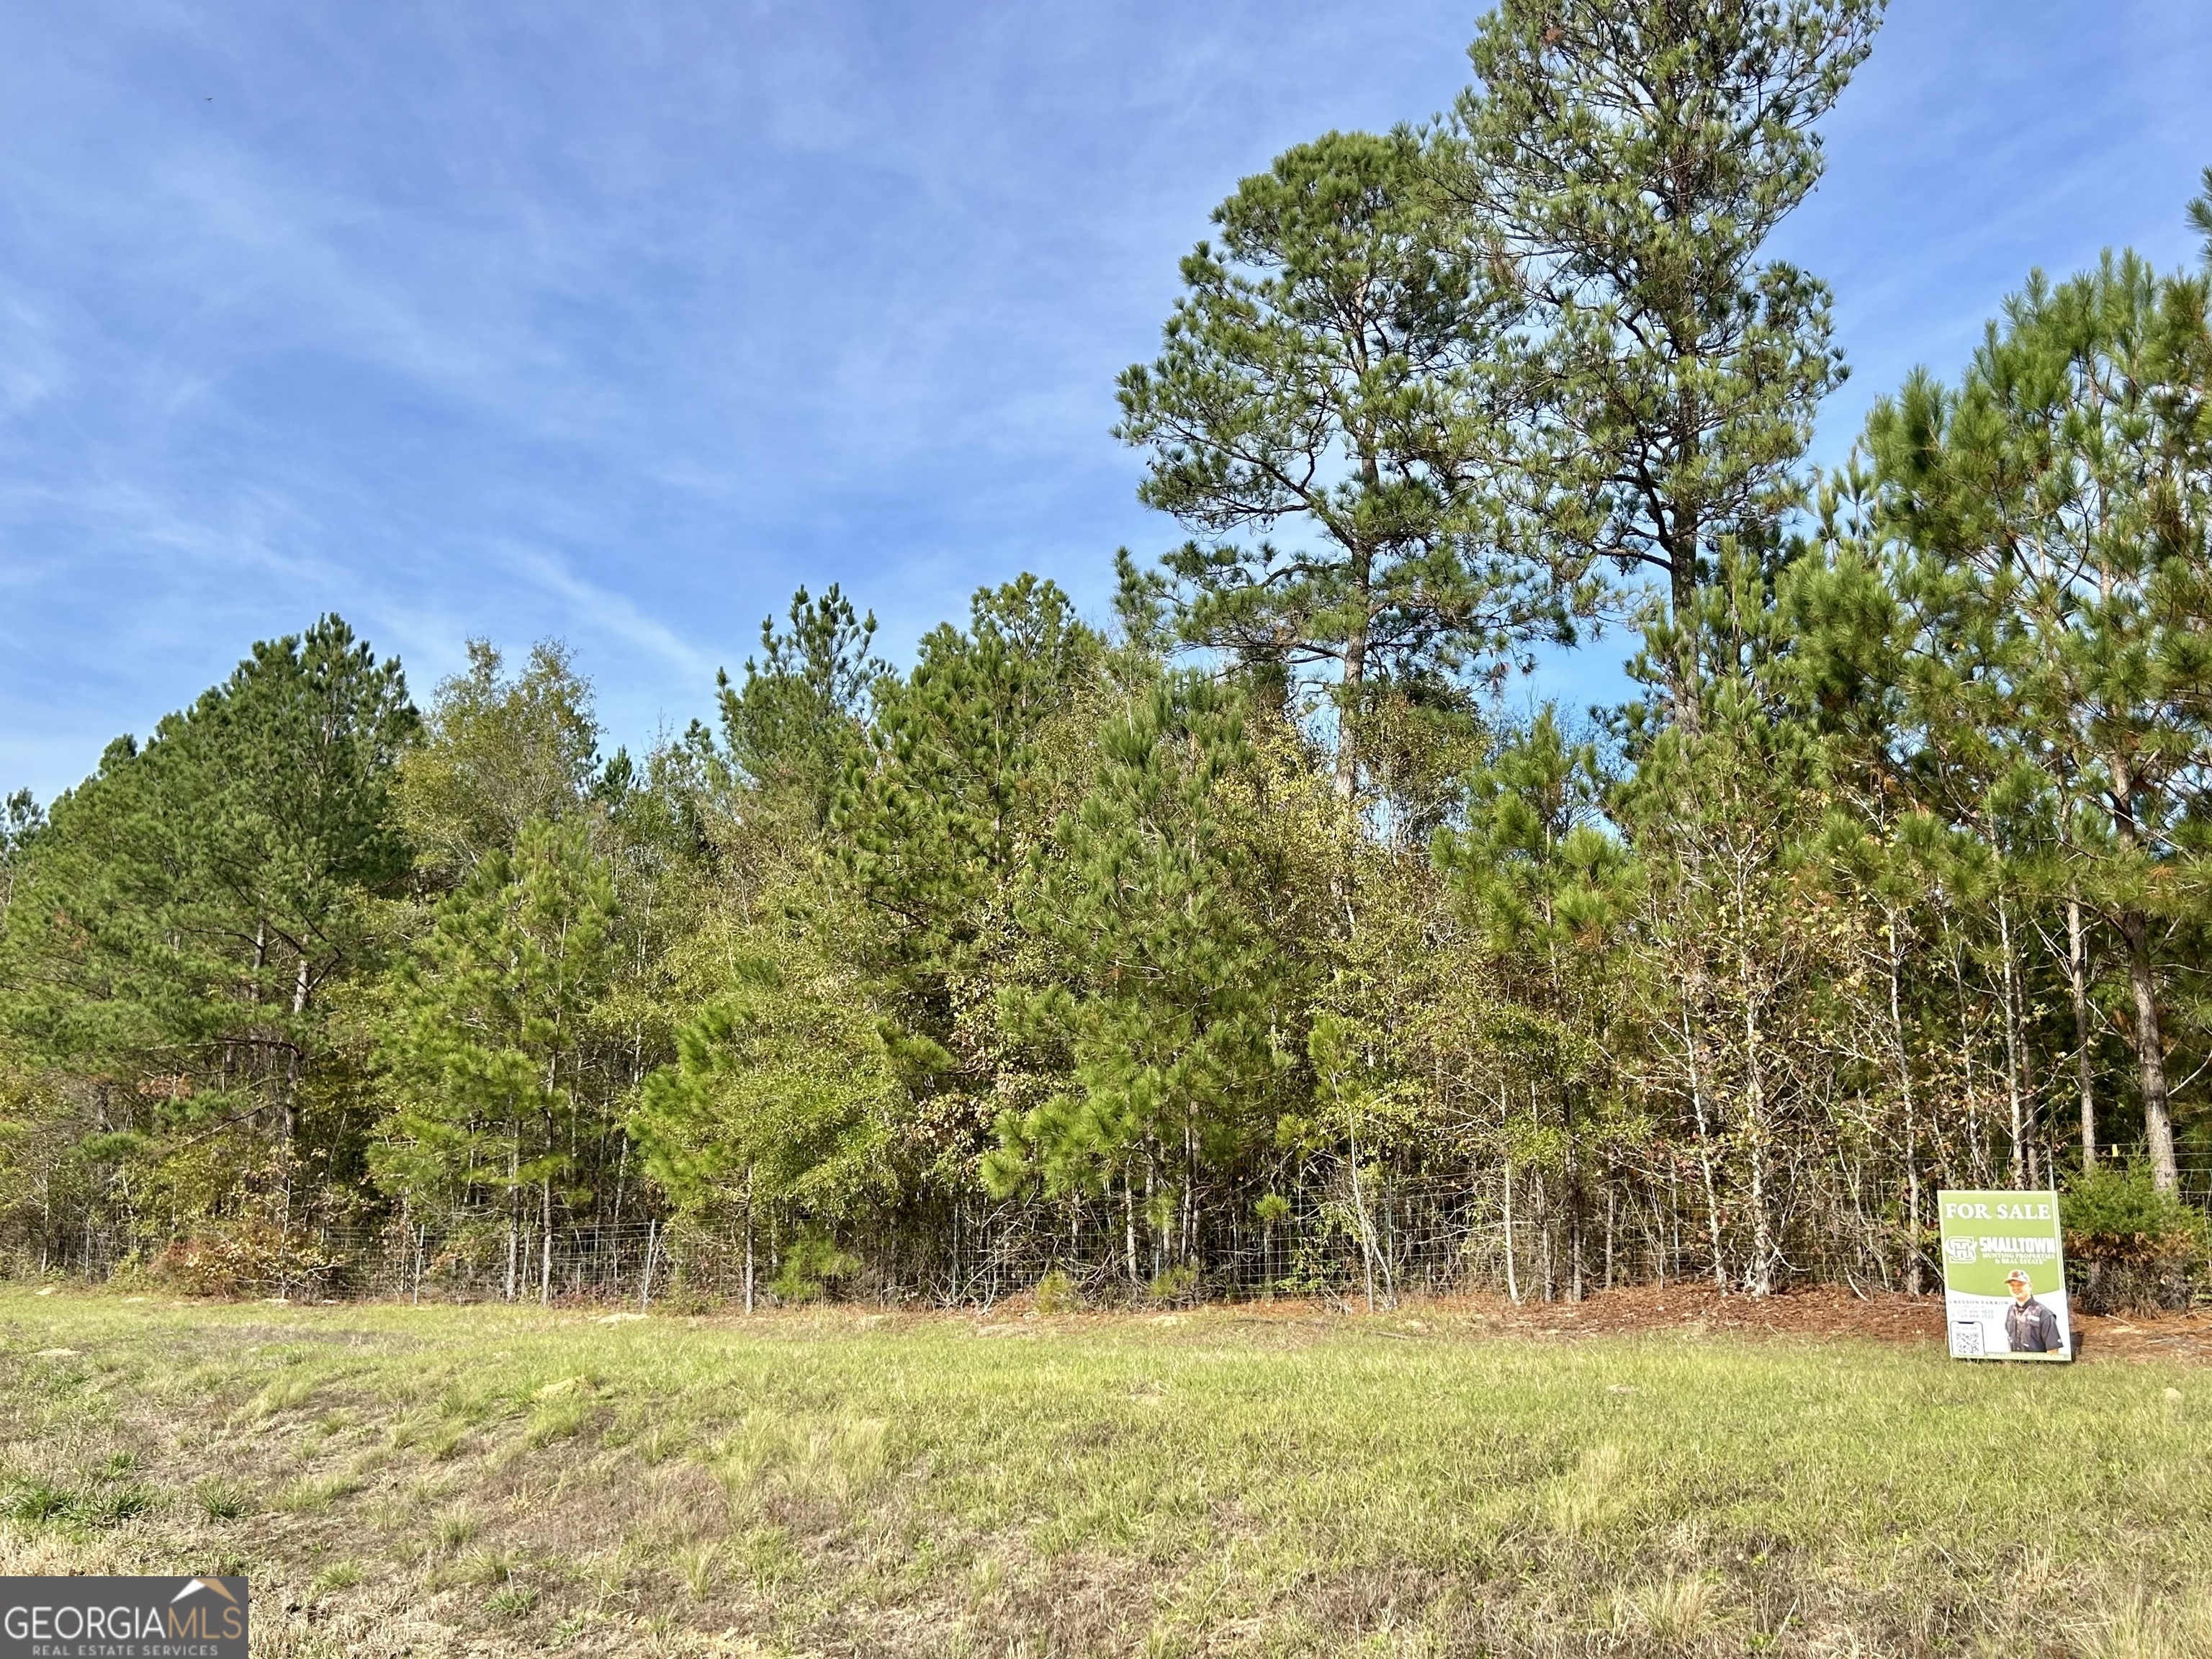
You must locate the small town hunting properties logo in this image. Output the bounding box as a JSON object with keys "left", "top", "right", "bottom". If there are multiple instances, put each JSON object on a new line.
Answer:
{"left": 1944, "top": 1236, "right": 1978, "bottom": 1265}
{"left": 0, "top": 1575, "right": 246, "bottom": 1658}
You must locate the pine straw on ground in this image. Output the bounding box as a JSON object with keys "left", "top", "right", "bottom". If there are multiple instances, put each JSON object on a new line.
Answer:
{"left": 1416, "top": 1282, "right": 2212, "bottom": 1363}
{"left": 999, "top": 1280, "right": 2212, "bottom": 1361}
{"left": 3, "top": 1285, "right": 2211, "bottom": 1658}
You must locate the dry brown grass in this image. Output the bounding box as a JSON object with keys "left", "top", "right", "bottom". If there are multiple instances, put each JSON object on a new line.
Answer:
{"left": 1, "top": 1288, "right": 2208, "bottom": 1655}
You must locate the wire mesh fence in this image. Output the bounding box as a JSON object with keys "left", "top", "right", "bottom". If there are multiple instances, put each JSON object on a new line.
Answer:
{"left": 0, "top": 1162, "right": 1858, "bottom": 1310}
{"left": 10, "top": 1155, "right": 2205, "bottom": 1310}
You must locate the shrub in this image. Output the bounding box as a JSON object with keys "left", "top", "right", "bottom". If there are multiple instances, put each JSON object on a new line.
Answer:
{"left": 2063, "top": 1164, "right": 2209, "bottom": 1312}
{"left": 1033, "top": 1268, "right": 1078, "bottom": 1314}
{"left": 1146, "top": 1263, "right": 1200, "bottom": 1307}
{"left": 768, "top": 1231, "right": 859, "bottom": 1303}
{"left": 145, "top": 1221, "right": 349, "bottom": 1299}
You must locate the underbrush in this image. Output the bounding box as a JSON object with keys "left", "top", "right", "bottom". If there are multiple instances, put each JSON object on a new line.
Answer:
{"left": 2065, "top": 1163, "right": 2211, "bottom": 1312}
{"left": 126, "top": 1218, "right": 358, "bottom": 1300}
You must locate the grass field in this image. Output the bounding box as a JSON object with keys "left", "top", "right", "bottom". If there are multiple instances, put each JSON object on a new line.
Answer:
{"left": 1, "top": 1288, "right": 2208, "bottom": 1658}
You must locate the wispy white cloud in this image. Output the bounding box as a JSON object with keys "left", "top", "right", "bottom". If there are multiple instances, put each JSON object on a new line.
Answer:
{"left": 1, "top": 0, "right": 2207, "bottom": 800}
{"left": 487, "top": 539, "right": 717, "bottom": 683}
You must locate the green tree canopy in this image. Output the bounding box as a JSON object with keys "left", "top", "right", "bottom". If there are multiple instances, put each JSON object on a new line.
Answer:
{"left": 372, "top": 817, "right": 625, "bottom": 1298}
{"left": 1448, "top": 0, "right": 1882, "bottom": 620}
{"left": 1, "top": 616, "right": 415, "bottom": 1187}
{"left": 397, "top": 639, "right": 601, "bottom": 883}
{"left": 1117, "top": 129, "right": 1564, "bottom": 798}
{"left": 1866, "top": 246, "right": 2212, "bottom": 1190}
{"left": 989, "top": 673, "right": 1297, "bottom": 1232}
{"left": 717, "top": 585, "right": 887, "bottom": 834}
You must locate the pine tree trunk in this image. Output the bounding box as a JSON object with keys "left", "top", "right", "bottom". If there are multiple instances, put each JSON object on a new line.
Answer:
{"left": 1604, "top": 1181, "right": 1617, "bottom": 1292}
{"left": 1999, "top": 902, "right": 2027, "bottom": 1187}
{"left": 1536, "top": 1166, "right": 1553, "bottom": 1303}
{"left": 281, "top": 953, "right": 308, "bottom": 1220}
{"left": 1668, "top": 1162, "right": 1682, "bottom": 1281}
{"left": 2119, "top": 910, "right": 2179, "bottom": 1192}
{"left": 1181, "top": 1115, "right": 1196, "bottom": 1267}
{"left": 1887, "top": 913, "right": 1924, "bottom": 1294}
{"left": 541, "top": 1173, "right": 554, "bottom": 1306}
{"left": 1682, "top": 1008, "right": 1727, "bottom": 1292}
{"left": 1948, "top": 936, "right": 1988, "bottom": 1182}
{"left": 1145, "top": 1163, "right": 1161, "bottom": 1282}
{"left": 1501, "top": 1157, "right": 1520, "bottom": 1304}
{"left": 2069, "top": 896, "right": 2097, "bottom": 1169}
{"left": 1123, "top": 1174, "right": 1138, "bottom": 1288}
{"left": 1567, "top": 1138, "right": 1585, "bottom": 1303}
{"left": 1333, "top": 546, "right": 1372, "bottom": 801}
{"left": 1348, "top": 1121, "right": 1376, "bottom": 1312}
{"left": 1379, "top": 1171, "right": 1398, "bottom": 1308}
{"left": 1665, "top": 521, "right": 1704, "bottom": 734}
{"left": 1738, "top": 911, "right": 1776, "bottom": 1297}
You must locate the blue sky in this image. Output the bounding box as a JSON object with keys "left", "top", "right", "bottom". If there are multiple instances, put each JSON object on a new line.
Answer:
{"left": 2, "top": 1, "right": 2208, "bottom": 800}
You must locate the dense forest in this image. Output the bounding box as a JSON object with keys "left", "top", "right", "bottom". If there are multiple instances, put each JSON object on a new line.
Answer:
{"left": 5, "top": 0, "right": 2212, "bottom": 1308}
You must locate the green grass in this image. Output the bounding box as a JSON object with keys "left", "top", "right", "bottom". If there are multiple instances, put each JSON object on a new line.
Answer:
{"left": 0, "top": 1289, "right": 2206, "bottom": 1656}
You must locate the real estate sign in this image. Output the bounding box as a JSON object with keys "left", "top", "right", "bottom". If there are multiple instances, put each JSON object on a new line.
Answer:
{"left": 1937, "top": 1189, "right": 2072, "bottom": 1362}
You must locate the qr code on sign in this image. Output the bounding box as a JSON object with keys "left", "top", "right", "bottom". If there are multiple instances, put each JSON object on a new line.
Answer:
{"left": 1944, "top": 1236, "right": 1978, "bottom": 1264}
{"left": 1951, "top": 1320, "right": 1984, "bottom": 1357}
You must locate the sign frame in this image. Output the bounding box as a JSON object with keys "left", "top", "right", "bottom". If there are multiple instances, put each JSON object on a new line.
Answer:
{"left": 1936, "top": 1188, "right": 2073, "bottom": 1362}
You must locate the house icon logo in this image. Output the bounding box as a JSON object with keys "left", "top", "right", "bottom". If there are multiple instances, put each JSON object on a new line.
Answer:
{"left": 171, "top": 1579, "right": 241, "bottom": 1608}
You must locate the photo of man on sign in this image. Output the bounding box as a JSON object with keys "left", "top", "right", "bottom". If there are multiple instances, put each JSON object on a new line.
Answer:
{"left": 2002, "top": 1269, "right": 2066, "bottom": 1354}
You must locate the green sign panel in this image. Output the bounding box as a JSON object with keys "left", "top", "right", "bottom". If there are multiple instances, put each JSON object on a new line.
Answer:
{"left": 1937, "top": 1190, "right": 2072, "bottom": 1361}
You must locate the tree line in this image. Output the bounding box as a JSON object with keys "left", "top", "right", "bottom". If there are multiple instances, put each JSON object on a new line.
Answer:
{"left": 6, "top": 0, "right": 2212, "bottom": 1303}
